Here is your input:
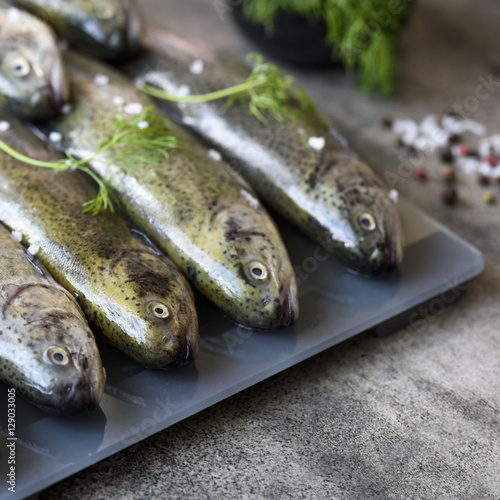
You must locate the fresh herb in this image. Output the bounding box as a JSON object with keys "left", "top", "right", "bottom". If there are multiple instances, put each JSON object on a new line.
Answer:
{"left": 0, "top": 107, "right": 179, "bottom": 215}
{"left": 240, "top": 0, "right": 412, "bottom": 96}
{"left": 140, "top": 52, "right": 313, "bottom": 125}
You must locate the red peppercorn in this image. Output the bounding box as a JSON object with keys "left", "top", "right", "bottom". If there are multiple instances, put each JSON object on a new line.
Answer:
{"left": 414, "top": 168, "right": 428, "bottom": 181}
{"left": 486, "top": 155, "right": 497, "bottom": 167}
{"left": 457, "top": 144, "right": 468, "bottom": 157}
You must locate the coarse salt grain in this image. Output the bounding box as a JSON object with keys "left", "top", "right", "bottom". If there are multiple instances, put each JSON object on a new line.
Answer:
{"left": 208, "top": 149, "right": 222, "bottom": 161}
{"left": 11, "top": 231, "right": 22, "bottom": 243}
{"left": 388, "top": 189, "right": 399, "bottom": 204}
{"left": 308, "top": 136, "right": 325, "bottom": 151}
{"left": 176, "top": 85, "right": 190, "bottom": 97}
{"left": 137, "top": 121, "right": 149, "bottom": 129}
{"left": 27, "top": 243, "right": 40, "bottom": 256}
{"left": 61, "top": 103, "right": 72, "bottom": 115}
{"left": 124, "top": 102, "right": 143, "bottom": 115}
{"left": 94, "top": 74, "right": 109, "bottom": 87}
{"left": 183, "top": 116, "right": 197, "bottom": 126}
{"left": 240, "top": 189, "right": 259, "bottom": 209}
{"left": 7, "top": 8, "right": 21, "bottom": 22}
{"left": 112, "top": 95, "right": 125, "bottom": 107}
{"left": 0, "top": 121, "right": 10, "bottom": 132}
{"left": 189, "top": 59, "right": 204, "bottom": 75}
{"left": 49, "top": 131, "right": 62, "bottom": 143}
{"left": 58, "top": 40, "right": 69, "bottom": 51}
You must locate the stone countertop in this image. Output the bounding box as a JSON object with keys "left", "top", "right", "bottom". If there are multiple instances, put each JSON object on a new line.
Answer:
{"left": 40, "top": 0, "right": 500, "bottom": 498}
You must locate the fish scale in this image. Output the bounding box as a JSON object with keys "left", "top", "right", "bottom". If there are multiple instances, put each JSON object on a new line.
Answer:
{"left": 0, "top": 121, "right": 199, "bottom": 369}
{"left": 33, "top": 52, "right": 298, "bottom": 330}
{"left": 0, "top": 222, "right": 105, "bottom": 416}
{"left": 124, "top": 30, "right": 403, "bottom": 276}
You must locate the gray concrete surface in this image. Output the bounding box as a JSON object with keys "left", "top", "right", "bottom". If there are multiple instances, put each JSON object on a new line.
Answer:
{"left": 40, "top": 0, "right": 500, "bottom": 498}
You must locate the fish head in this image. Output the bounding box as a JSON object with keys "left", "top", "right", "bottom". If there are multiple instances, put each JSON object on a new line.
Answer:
{"left": 216, "top": 193, "right": 299, "bottom": 329}
{"left": 108, "top": 248, "right": 199, "bottom": 369}
{"left": 332, "top": 159, "right": 403, "bottom": 276}
{"left": 0, "top": 8, "right": 69, "bottom": 119}
{"left": 64, "top": 0, "right": 143, "bottom": 58}
{"left": 2, "top": 282, "right": 105, "bottom": 416}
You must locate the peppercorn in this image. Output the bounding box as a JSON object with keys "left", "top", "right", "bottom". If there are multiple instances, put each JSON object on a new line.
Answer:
{"left": 483, "top": 191, "right": 495, "bottom": 204}
{"left": 478, "top": 174, "right": 490, "bottom": 186}
{"left": 486, "top": 155, "right": 497, "bottom": 167}
{"left": 414, "top": 168, "right": 428, "bottom": 181}
{"left": 441, "top": 147, "right": 453, "bottom": 163}
{"left": 441, "top": 186, "right": 458, "bottom": 205}
{"left": 381, "top": 116, "right": 393, "bottom": 129}
{"left": 448, "top": 134, "right": 461, "bottom": 144}
{"left": 440, "top": 165, "right": 456, "bottom": 183}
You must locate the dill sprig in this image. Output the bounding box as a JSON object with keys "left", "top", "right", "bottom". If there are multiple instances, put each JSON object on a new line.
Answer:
{"left": 240, "top": 0, "right": 412, "bottom": 96}
{"left": 0, "top": 106, "right": 179, "bottom": 215}
{"left": 140, "top": 52, "right": 313, "bottom": 125}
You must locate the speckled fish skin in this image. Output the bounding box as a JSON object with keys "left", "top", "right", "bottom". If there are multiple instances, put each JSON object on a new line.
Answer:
{"left": 35, "top": 52, "right": 298, "bottom": 329}
{"left": 9, "top": 0, "right": 143, "bottom": 60}
{"left": 124, "top": 30, "right": 403, "bottom": 277}
{"left": 0, "top": 223, "right": 105, "bottom": 416}
{"left": 0, "top": 121, "right": 199, "bottom": 368}
{"left": 0, "top": 3, "right": 68, "bottom": 119}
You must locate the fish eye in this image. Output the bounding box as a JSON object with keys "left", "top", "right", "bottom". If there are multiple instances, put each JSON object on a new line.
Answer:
{"left": 45, "top": 346, "right": 70, "bottom": 366}
{"left": 248, "top": 262, "right": 268, "bottom": 281}
{"left": 10, "top": 57, "right": 31, "bottom": 78}
{"left": 95, "top": 4, "right": 115, "bottom": 19}
{"left": 358, "top": 213, "right": 377, "bottom": 232}
{"left": 148, "top": 301, "right": 170, "bottom": 319}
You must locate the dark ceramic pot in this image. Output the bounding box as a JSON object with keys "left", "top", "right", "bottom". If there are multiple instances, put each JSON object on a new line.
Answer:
{"left": 231, "top": 5, "right": 338, "bottom": 67}
{"left": 231, "top": 2, "right": 414, "bottom": 68}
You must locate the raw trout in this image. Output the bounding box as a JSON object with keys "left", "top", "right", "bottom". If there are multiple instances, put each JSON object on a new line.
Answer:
{"left": 33, "top": 52, "right": 298, "bottom": 329}
{"left": 8, "top": 0, "right": 142, "bottom": 60}
{"left": 0, "top": 3, "right": 68, "bottom": 118}
{"left": 0, "top": 223, "right": 105, "bottom": 416}
{"left": 0, "top": 120, "right": 198, "bottom": 368}
{"left": 125, "top": 29, "right": 403, "bottom": 277}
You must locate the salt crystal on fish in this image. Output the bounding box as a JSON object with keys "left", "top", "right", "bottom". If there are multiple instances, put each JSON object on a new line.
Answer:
{"left": 0, "top": 121, "right": 10, "bottom": 132}
{"left": 208, "top": 149, "right": 222, "bottom": 161}
{"left": 58, "top": 40, "right": 69, "bottom": 51}
{"left": 183, "top": 116, "right": 197, "bottom": 126}
{"left": 112, "top": 96, "right": 125, "bottom": 107}
{"left": 7, "top": 8, "right": 21, "bottom": 22}
{"left": 61, "top": 103, "right": 72, "bottom": 115}
{"left": 124, "top": 102, "right": 143, "bottom": 115}
{"left": 189, "top": 59, "right": 204, "bottom": 75}
{"left": 11, "top": 231, "right": 22, "bottom": 243}
{"left": 388, "top": 189, "right": 399, "bottom": 204}
{"left": 240, "top": 189, "right": 259, "bottom": 209}
{"left": 27, "top": 243, "right": 40, "bottom": 256}
{"left": 49, "top": 131, "right": 62, "bottom": 143}
{"left": 137, "top": 121, "right": 149, "bottom": 129}
{"left": 177, "top": 85, "right": 190, "bottom": 97}
{"left": 308, "top": 136, "right": 325, "bottom": 150}
{"left": 94, "top": 74, "right": 109, "bottom": 87}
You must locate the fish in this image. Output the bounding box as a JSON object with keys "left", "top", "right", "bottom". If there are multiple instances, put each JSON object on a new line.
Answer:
{"left": 8, "top": 0, "right": 143, "bottom": 60}
{"left": 33, "top": 52, "right": 298, "bottom": 329}
{"left": 0, "top": 120, "right": 199, "bottom": 369}
{"left": 0, "top": 3, "right": 68, "bottom": 119}
{"left": 0, "top": 223, "right": 105, "bottom": 416}
{"left": 123, "top": 29, "right": 404, "bottom": 277}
